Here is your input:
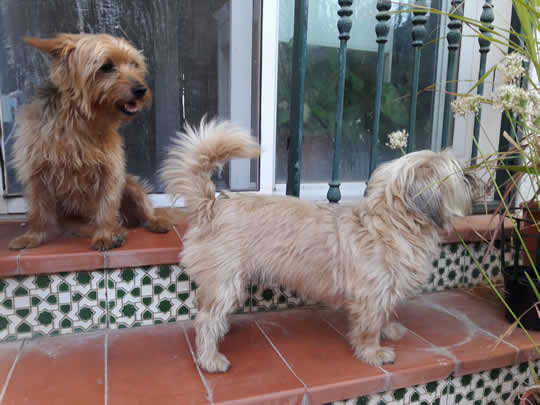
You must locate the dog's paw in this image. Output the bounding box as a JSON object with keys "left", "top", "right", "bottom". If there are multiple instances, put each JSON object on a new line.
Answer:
{"left": 198, "top": 352, "right": 231, "bottom": 373}
{"left": 91, "top": 228, "right": 127, "bottom": 251}
{"left": 145, "top": 216, "right": 171, "bottom": 233}
{"left": 8, "top": 233, "right": 44, "bottom": 250}
{"left": 355, "top": 346, "right": 396, "bottom": 367}
{"left": 382, "top": 322, "right": 408, "bottom": 341}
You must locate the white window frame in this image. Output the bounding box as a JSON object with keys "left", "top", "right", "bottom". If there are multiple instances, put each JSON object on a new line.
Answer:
{"left": 0, "top": 0, "right": 515, "bottom": 214}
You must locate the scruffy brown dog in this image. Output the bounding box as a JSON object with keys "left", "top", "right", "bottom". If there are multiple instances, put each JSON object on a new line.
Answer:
{"left": 9, "top": 33, "right": 171, "bottom": 251}
{"left": 162, "top": 119, "right": 475, "bottom": 373}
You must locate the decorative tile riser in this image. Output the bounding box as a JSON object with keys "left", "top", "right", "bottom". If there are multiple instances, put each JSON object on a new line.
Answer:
{"left": 0, "top": 242, "right": 507, "bottom": 341}
{"left": 330, "top": 359, "right": 540, "bottom": 405}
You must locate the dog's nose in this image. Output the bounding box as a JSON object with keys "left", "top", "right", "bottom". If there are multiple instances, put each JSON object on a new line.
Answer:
{"left": 131, "top": 84, "right": 147, "bottom": 98}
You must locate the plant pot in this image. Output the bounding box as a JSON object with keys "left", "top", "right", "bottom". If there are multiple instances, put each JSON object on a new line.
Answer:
{"left": 521, "top": 202, "right": 540, "bottom": 267}
{"left": 520, "top": 389, "right": 540, "bottom": 405}
{"left": 502, "top": 265, "right": 540, "bottom": 331}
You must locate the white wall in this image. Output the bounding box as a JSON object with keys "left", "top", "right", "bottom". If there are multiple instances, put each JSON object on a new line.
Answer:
{"left": 452, "top": 0, "right": 514, "bottom": 162}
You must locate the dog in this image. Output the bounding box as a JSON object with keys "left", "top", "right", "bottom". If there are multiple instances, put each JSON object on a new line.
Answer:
{"left": 161, "top": 119, "right": 475, "bottom": 372}
{"left": 8, "top": 33, "right": 171, "bottom": 251}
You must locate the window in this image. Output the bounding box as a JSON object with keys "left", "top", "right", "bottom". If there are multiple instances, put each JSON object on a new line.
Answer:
{"left": 0, "top": 0, "right": 261, "bottom": 208}
{"left": 0, "top": 0, "right": 515, "bottom": 211}
{"left": 275, "top": 0, "right": 446, "bottom": 186}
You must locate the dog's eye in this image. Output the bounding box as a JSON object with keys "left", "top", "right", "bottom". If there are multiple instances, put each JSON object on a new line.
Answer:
{"left": 100, "top": 63, "right": 115, "bottom": 73}
{"left": 131, "top": 61, "right": 140, "bottom": 69}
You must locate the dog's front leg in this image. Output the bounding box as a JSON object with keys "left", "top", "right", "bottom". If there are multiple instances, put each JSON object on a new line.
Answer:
{"left": 90, "top": 178, "right": 126, "bottom": 251}
{"left": 9, "top": 180, "right": 56, "bottom": 250}
{"left": 347, "top": 303, "right": 396, "bottom": 367}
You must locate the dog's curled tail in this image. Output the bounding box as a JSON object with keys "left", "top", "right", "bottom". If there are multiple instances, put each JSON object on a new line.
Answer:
{"left": 161, "top": 118, "right": 260, "bottom": 218}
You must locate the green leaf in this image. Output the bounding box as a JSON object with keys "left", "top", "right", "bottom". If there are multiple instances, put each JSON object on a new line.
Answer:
{"left": 524, "top": 272, "right": 540, "bottom": 302}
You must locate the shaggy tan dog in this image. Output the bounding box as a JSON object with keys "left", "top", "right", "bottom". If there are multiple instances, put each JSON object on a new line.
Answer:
{"left": 9, "top": 33, "right": 170, "bottom": 251}
{"left": 161, "top": 119, "right": 475, "bottom": 372}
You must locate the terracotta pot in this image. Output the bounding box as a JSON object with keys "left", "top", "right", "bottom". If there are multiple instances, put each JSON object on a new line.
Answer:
{"left": 520, "top": 389, "right": 540, "bottom": 404}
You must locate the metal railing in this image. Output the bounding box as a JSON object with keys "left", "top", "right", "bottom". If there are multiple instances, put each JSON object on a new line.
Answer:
{"left": 285, "top": 0, "right": 501, "bottom": 204}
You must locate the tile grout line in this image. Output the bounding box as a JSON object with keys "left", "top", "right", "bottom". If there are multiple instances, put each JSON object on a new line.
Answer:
{"left": 15, "top": 249, "right": 24, "bottom": 275}
{"left": 182, "top": 325, "right": 214, "bottom": 404}
{"left": 103, "top": 251, "right": 109, "bottom": 270}
{"left": 407, "top": 327, "right": 461, "bottom": 375}
{"left": 104, "top": 333, "right": 108, "bottom": 405}
{"left": 172, "top": 225, "right": 184, "bottom": 244}
{"left": 320, "top": 315, "right": 391, "bottom": 389}
{"left": 461, "top": 289, "right": 522, "bottom": 363}
{"left": 104, "top": 270, "right": 110, "bottom": 329}
{"left": 254, "top": 320, "right": 308, "bottom": 398}
{"left": 0, "top": 339, "right": 25, "bottom": 404}
{"left": 421, "top": 293, "right": 521, "bottom": 363}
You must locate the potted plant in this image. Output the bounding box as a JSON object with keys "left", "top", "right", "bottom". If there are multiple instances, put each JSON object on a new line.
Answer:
{"left": 444, "top": 0, "right": 539, "bottom": 328}
{"left": 406, "top": 0, "right": 540, "bottom": 339}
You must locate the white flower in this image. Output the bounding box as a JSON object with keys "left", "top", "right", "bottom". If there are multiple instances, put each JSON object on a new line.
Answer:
{"left": 493, "top": 84, "right": 528, "bottom": 114}
{"left": 451, "top": 95, "right": 483, "bottom": 116}
{"left": 386, "top": 129, "right": 409, "bottom": 150}
{"left": 525, "top": 89, "right": 540, "bottom": 134}
{"left": 498, "top": 53, "right": 526, "bottom": 84}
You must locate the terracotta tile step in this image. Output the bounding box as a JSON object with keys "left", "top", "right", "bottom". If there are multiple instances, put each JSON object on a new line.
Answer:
{"left": 0, "top": 221, "right": 186, "bottom": 278}
{"left": 0, "top": 214, "right": 510, "bottom": 278}
{"left": 0, "top": 290, "right": 537, "bottom": 404}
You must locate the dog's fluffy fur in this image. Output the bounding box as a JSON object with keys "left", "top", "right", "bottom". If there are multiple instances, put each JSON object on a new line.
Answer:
{"left": 9, "top": 33, "right": 171, "bottom": 251}
{"left": 161, "top": 119, "right": 474, "bottom": 372}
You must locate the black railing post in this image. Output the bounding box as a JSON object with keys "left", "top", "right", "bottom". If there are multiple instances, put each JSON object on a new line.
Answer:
{"left": 286, "top": 0, "right": 309, "bottom": 197}
{"left": 407, "top": 0, "right": 428, "bottom": 153}
{"left": 327, "top": 0, "right": 353, "bottom": 203}
{"left": 441, "top": 0, "right": 464, "bottom": 149}
{"left": 471, "top": 0, "right": 494, "bottom": 163}
{"left": 368, "top": 0, "right": 392, "bottom": 178}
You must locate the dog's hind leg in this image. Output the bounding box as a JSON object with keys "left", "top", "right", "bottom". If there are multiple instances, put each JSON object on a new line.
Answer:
{"left": 9, "top": 180, "right": 55, "bottom": 250}
{"left": 194, "top": 276, "right": 247, "bottom": 373}
{"left": 120, "top": 175, "right": 171, "bottom": 233}
{"left": 347, "top": 302, "right": 396, "bottom": 367}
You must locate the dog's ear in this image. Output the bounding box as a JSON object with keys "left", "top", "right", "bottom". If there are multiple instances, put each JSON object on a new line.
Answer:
{"left": 404, "top": 164, "right": 445, "bottom": 228}
{"left": 23, "top": 34, "right": 78, "bottom": 58}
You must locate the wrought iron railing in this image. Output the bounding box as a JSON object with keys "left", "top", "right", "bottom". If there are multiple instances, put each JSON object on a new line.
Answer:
{"left": 285, "top": 0, "right": 502, "bottom": 204}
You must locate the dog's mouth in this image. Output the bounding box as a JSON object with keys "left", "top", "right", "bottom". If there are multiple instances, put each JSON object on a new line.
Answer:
{"left": 118, "top": 101, "right": 141, "bottom": 116}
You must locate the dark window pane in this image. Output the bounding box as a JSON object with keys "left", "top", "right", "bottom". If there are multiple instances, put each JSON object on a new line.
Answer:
{"left": 1, "top": 0, "right": 260, "bottom": 195}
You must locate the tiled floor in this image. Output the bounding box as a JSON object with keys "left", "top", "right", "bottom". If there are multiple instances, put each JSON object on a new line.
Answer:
{"left": 0, "top": 290, "right": 538, "bottom": 404}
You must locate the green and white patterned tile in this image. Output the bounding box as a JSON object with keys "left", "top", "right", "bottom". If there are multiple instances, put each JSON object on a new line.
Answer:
{"left": 0, "top": 271, "right": 106, "bottom": 340}
{"left": 249, "top": 282, "right": 308, "bottom": 312}
{"left": 331, "top": 379, "right": 449, "bottom": 405}
{"left": 329, "top": 360, "right": 540, "bottom": 405}
{"left": 427, "top": 244, "right": 466, "bottom": 293}
{"left": 250, "top": 283, "right": 279, "bottom": 312}
{"left": 461, "top": 241, "right": 504, "bottom": 288}
{"left": 275, "top": 286, "right": 307, "bottom": 309}
{"left": 445, "top": 368, "right": 503, "bottom": 405}
{"left": 499, "top": 360, "right": 540, "bottom": 404}
{"left": 107, "top": 265, "right": 197, "bottom": 329}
